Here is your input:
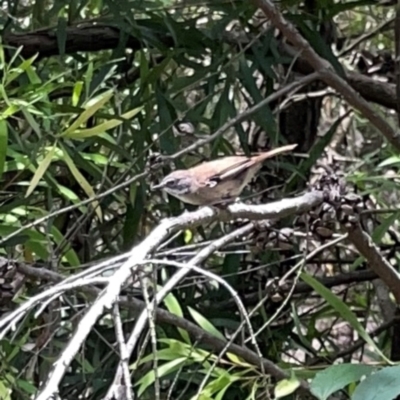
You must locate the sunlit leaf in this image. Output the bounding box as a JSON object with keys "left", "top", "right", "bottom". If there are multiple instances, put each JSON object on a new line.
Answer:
{"left": 26, "top": 145, "right": 57, "bottom": 197}
{"left": 64, "top": 106, "right": 143, "bottom": 139}
{"left": 163, "top": 292, "right": 191, "bottom": 343}
{"left": 60, "top": 89, "right": 114, "bottom": 136}
{"left": 136, "top": 357, "right": 187, "bottom": 396}
{"left": 274, "top": 373, "right": 301, "bottom": 399}
{"left": 188, "top": 307, "right": 225, "bottom": 340}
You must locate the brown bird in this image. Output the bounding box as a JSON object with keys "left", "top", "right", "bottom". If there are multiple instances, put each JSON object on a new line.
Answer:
{"left": 151, "top": 144, "right": 297, "bottom": 206}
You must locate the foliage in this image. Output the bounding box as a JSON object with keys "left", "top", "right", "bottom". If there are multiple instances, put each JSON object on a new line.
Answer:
{"left": 0, "top": 0, "right": 400, "bottom": 399}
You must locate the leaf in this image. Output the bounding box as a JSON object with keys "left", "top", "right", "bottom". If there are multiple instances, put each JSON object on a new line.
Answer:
{"left": 64, "top": 106, "right": 143, "bottom": 139}
{"left": 184, "top": 229, "right": 193, "bottom": 244}
{"left": 26, "top": 145, "right": 57, "bottom": 197}
{"left": 301, "top": 272, "right": 390, "bottom": 363}
{"left": 5, "top": 54, "right": 38, "bottom": 87}
{"left": 60, "top": 144, "right": 102, "bottom": 221}
{"left": 51, "top": 225, "right": 80, "bottom": 267}
{"left": 72, "top": 81, "right": 83, "bottom": 106}
{"left": 274, "top": 373, "right": 301, "bottom": 399}
{"left": 163, "top": 292, "right": 191, "bottom": 343}
{"left": 21, "top": 107, "right": 41, "bottom": 136}
{"left": 352, "top": 366, "right": 400, "bottom": 400}
{"left": 60, "top": 90, "right": 113, "bottom": 136}
{"left": 16, "top": 379, "right": 37, "bottom": 395}
{"left": 0, "top": 119, "right": 8, "bottom": 180}
{"left": 310, "top": 364, "right": 375, "bottom": 400}
{"left": 136, "top": 357, "right": 187, "bottom": 396}
{"left": 188, "top": 307, "right": 225, "bottom": 340}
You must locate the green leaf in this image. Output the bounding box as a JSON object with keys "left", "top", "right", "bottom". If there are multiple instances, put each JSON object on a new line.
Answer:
{"left": 301, "top": 272, "right": 390, "bottom": 363}
{"left": 64, "top": 106, "right": 143, "bottom": 139}
{"left": 274, "top": 373, "right": 301, "bottom": 399}
{"left": 60, "top": 144, "right": 102, "bottom": 221}
{"left": 0, "top": 225, "right": 49, "bottom": 260}
{"left": 51, "top": 225, "right": 80, "bottom": 266}
{"left": 188, "top": 307, "right": 225, "bottom": 340}
{"left": 136, "top": 357, "right": 187, "bottom": 396}
{"left": 26, "top": 145, "right": 57, "bottom": 197}
{"left": 352, "top": 366, "right": 400, "bottom": 400}
{"left": 21, "top": 107, "right": 42, "bottom": 136}
{"left": 310, "top": 364, "right": 375, "bottom": 400}
{"left": 72, "top": 81, "right": 83, "bottom": 106}
{"left": 163, "top": 292, "right": 191, "bottom": 343}
{"left": 0, "top": 380, "right": 11, "bottom": 400}
{"left": 17, "top": 379, "right": 37, "bottom": 395}
{"left": 5, "top": 54, "right": 38, "bottom": 87}
{"left": 60, "top": 90, "right": 114, "bottom": 136}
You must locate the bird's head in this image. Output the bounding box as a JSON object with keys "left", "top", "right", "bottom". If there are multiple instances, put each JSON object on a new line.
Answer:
{"left": 151, "top": 170, "right": 194, "bottom": 196}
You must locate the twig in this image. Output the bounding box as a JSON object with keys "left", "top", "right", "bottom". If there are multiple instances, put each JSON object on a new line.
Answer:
{"left": 339, "top": 17, "right": 395, "bottom": 57}
{"left": 111, "top": 303, "right": 133, "bottom": 400}
{"left": 254, "top": 0, "right": 400, "bottom": 152}
{"left": 14, "top": 191, "right": 323, "bottom": 400}
{"left": 346, "top": 222, "right": 400, "bottom": 304}
{"left": 104, "top": 223, "right": 259, "bottom": 399}
{"left": 167, "top": 72, "right": 321, "bottom": 160}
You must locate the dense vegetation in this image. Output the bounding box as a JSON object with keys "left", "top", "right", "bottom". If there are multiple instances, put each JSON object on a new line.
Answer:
{"left": 1, "top": 0, "right": 400, "bottom": 399}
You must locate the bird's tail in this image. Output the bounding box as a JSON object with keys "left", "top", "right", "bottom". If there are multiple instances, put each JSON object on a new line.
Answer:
{"left": 254, "top": 143, "right": 297, "bottom": 162}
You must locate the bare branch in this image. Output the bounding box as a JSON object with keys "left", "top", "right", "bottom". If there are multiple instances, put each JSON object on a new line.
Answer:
{"left": 345, "top": 222, "right": 400, "bottom": 304}
{"left": 254, "top": 0, "right": 400, "bottom": 151}
{"left": 29, "top": 192, "right": 323, "bottom": 399}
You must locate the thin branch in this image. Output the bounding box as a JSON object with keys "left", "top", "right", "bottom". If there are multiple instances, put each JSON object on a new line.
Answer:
{"left": 0, "top": 172, "right": 147, "bottom": 247}
{"left": 30, "top": 192, "right": 323, "bottom": 400}
{"left": 396, "top": 2, "right": 400, "bottom": 125}
{"left": 254, "top": 0, "right": 400, "bottom": 151}
{"left": 339, "top": 17, "right": 395, "bottom": 57}
{"left": 167, "top": 72, "right": 321, "bottom": 160}
{"left": 346, "top": 222, "right": 400, "bottom": 304}
{"left": 111, "top": 303, "right": 133, "bottom": 400}
{"left": 104, "top": 223, "right": 260, "bottom": 399}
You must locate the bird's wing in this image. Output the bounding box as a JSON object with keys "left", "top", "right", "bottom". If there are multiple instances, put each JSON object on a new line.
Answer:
{"left": 191, "top": 157, "right": 253, "bottom": 185}
{"left": 190, "top": 144, "right": 297, "bottom": 186}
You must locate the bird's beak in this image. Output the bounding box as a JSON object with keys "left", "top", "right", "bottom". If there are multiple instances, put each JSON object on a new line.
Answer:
{"left": 151, "top": 182, "right": 165, "bottom": 191}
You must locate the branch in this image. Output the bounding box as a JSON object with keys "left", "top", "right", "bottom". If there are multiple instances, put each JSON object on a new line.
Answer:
{"left": 10, "top": 255, "right": 310, "bottom": 395}
{"left": 31, "top": 191, "right": 323, "bottom": 400}
{"left": 3, "top": 24, "right": 146, "bottom": 59}
{"left": 345, "top": 222, "right": 400, "bottom": 304}
{"left": 4, "top": 22, "right": 399, "bottom": 113}
{"left": 254, "top": 0, "right": 400, "bottom": 151}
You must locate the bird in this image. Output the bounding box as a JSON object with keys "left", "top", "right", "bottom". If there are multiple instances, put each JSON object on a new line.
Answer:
{"left": 151, "top": 143, "right": 297, "bottom": 206}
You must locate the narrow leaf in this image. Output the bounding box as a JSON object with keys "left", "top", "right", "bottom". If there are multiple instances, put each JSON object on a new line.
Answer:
{"left": 188, "top": 307, "right": 225, "bottom": 340}
{"left": 61, "top": 90, "right": 113, "bottom": 136}
{"left": 72, "top": 81, "right": 83, "bottom": 106}
{"left": 163, "top": 292, "right": 191, "bottom": 343}
{"left": 301, "top": 272, "right": 390, "bottom": 363}
{"left": 26, "top": 146, "right": 57, "bottom": 197}
{"left": 60, "top": 144, "right": 102, "bottom": 221}
{"left": 65, "top": 106, "right": 143, "bottom": 139}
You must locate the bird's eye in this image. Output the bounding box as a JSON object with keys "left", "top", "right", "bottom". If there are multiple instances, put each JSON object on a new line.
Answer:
{"left": 165, "top": 180, "right": 176, "bottom": 187}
